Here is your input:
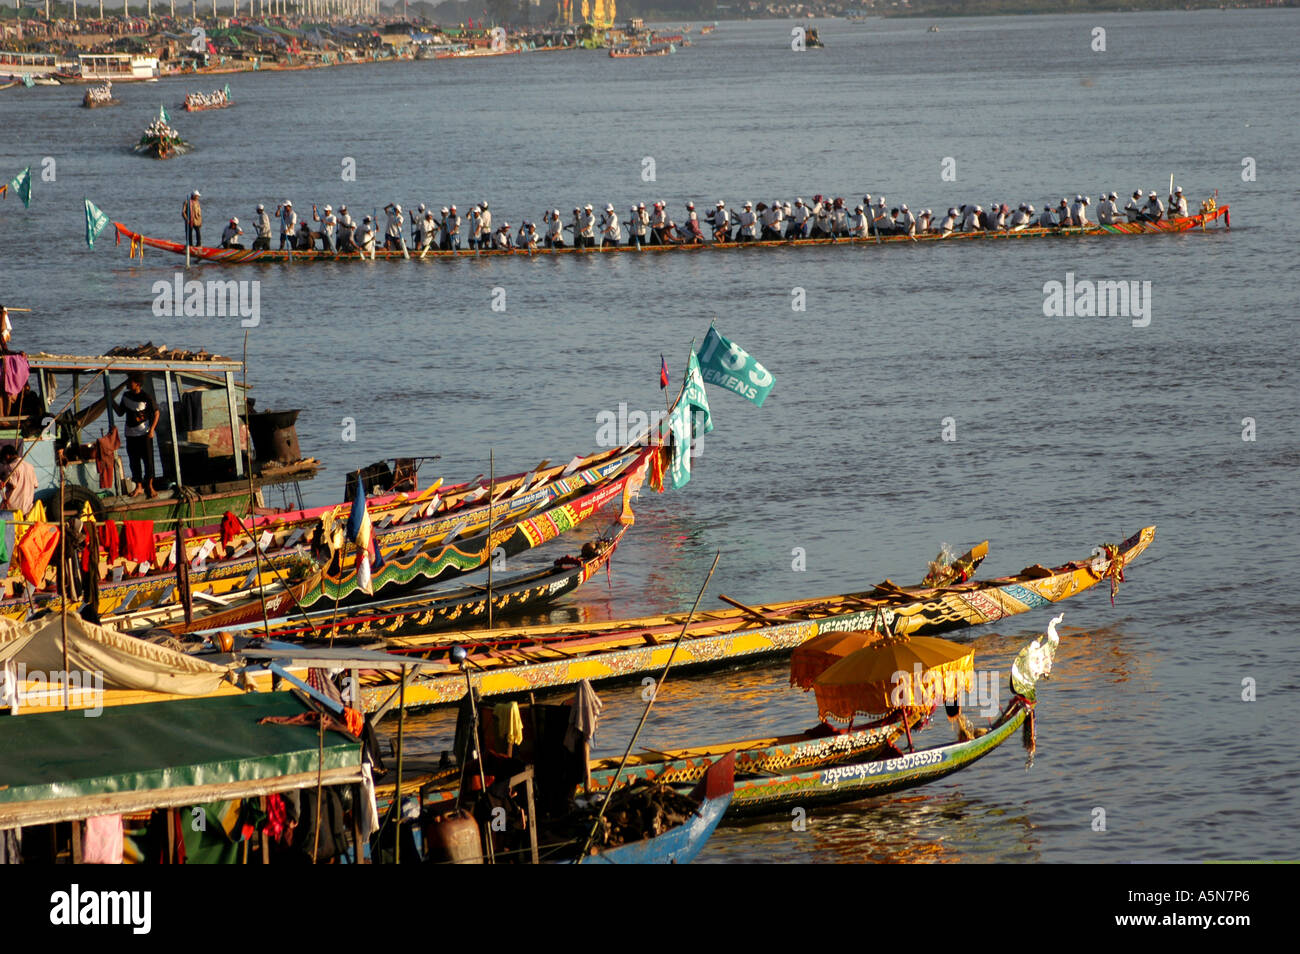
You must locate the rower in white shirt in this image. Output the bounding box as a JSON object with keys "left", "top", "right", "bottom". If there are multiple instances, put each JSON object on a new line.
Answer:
{"left": 1124, "top": 191, "right": 1144, "bottom": 223}
{"left": 1072, "top": 195, "right": 1091, "bottom": 227}
{"left": 709, "top": 201, "right": 730, "bottom": 242}
{"left": 478, "top": 202, "right": 493, "bottom": 249}
{"left": 252, "top": 204, "right": 272, "bottom": 250}
{"left": 545, "top": 210, "right": 564, "bottom": 248}
{"left": 939, "top": 208, "right": 959, "bottom": 236}
{"left": 1144, "top": 191, "right": 1165, "bottom": 222}
{"left": 848, "top": 205, "right": 869, "bottom": 237}
{"left": 276, "top": 200, "right": 297, "bottom": 249}
{"left": 580, "top": 204, "right": 596, "bottom": 247}
{"left": 962, "top": 205, "right": 983, "bottom": 231}
{"left": 793, "top": 198, "right": 811, "bottom": 238}
{"left": 737, "top": 202, "right": 758, "bottom": 241}
{"left": 1169, "top": 187, "right": 1188, "bottom": 217}
{"left": 1008, "top": 204, "right": 1032, "bottom": 231}
{"left": 898, "top": 205, "right": 916, "bottom": 236}
{"left": 443, "top": 206, "right": 459, "bottom": 250}
{"left": 599, "top": 204, "right": 621, "bottom": 247}
{"left": 337, "top": 206, "right": 357, "bottom": 251}
{"left": 219, "top": 217, "right": 244, "bottom": 248}
{"left": 1038, "top": 205, "right": 1057, "bottom": 228}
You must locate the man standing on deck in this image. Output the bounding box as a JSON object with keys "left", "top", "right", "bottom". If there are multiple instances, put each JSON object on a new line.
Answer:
{"left": 114, "top": 372, "right": 160, "bottom": 499}
{"left": 277, "top": 200, "right": 297, "bottom": 249}
{"left": 478, "top": 202, "right": 493, "bottom": 250}
{"left": 599, "top": 204, "right": 621, "bottom": 247}
{"left": 708, "top": 201, "right": 730, "bottom": 242}
{"left": 579, "top": 204, "right": 597, "bottom": 248}
{"left": 543, "top": 210, "right": 564, "bottom": 248}
{"left": 314, "top": 204, "right": 338, "bottom": 251}
{"left": 383, "top": 203, "right": 404, "bottom": 250}
{"left": 446, "top": 206, "right": 461, "bottom": 250}
{"left": 337, "top": 206, "right": 357, "bottom": 251}
{"left": 848, "top": 205, "right": 869, "bottom": 237}
{"left": 182, "top": 190, "right": 202, "bottom": 247}
{"left": 898, "top": 204, "right": 916, "bottom": 237}
{"left": 251, "top": 204, "right": 272, "bottom": 250}
{"left": 649, "top": 202, "right": 666, "bottom": 244}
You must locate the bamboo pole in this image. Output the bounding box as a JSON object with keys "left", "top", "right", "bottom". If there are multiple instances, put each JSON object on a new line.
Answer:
{"left": 394, "top": 663, "right": 405, "bottom": 863}
{"left": 58, "top": 467, "right": 69, "bottom": 711}
{"left": 577, "top": 552, "right": 720, "bottom": 860}
{"left": 240, "top": 332, "right": 273, "bottom": 642}
{"left": 486, "top": 449, "right": 493, "bottom": 629}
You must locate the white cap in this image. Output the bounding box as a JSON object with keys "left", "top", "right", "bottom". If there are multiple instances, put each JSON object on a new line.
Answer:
{"left": 324, "top": 204, "right": 332, "bottom": 212}
{"left": 606, "top": 203, "right": 614, "bottom": 211}
{"left": 284, "top": 199, "right": 292, "bottom": 206}
{"left": 230, "top": 217, "right": 238, "bottom": 224}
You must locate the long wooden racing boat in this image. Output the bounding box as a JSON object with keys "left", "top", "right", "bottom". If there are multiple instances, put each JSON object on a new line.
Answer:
{"left": 111, "top": 205, "right": 1228, "bottom": 263}
{"left": 302, "top": 445, "right": 653, "bottom": 606}
{"left": 353, "top": 526, "right": 1154, "bottom": 712}
{"left": 132, "top": 444, "right": 646, "bottom": 574}
{"left": 173, "top": 521, "right": 628, "bottom": 641}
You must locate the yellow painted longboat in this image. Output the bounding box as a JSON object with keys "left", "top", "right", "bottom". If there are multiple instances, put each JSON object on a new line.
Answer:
{"left": 355, "top": 526, "right": 1155, "bottom": 713}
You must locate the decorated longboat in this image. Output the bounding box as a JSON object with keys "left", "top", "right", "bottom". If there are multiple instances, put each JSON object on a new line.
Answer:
{"left": 110, "top": 203, "right": 1229, "bottom": 263}
{"left": 164, "top": 521, "right": 627, "bottom": 641}
{"left": 352, "top": 526, "right": 1154, "bottom": 713}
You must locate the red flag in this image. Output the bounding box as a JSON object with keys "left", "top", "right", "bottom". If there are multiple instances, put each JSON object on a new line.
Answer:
{"left": 659, "top": 354, "right": 669, "bottom": 390}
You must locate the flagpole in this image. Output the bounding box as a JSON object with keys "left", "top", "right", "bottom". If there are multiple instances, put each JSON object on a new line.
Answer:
{"left": 242, "top": 331, "right": 272, "bottom": 642}
{"left": 486, "top": 449, "right": 494, "bottom": 629}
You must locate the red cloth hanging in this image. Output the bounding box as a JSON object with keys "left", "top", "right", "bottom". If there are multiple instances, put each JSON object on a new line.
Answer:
{"left": 123, "top": 520, "right": 154, "bottom": 564}
{"left": 98, "top": 520, "right": 119, "bottom": 563}
{"left": 219, "top": 511, "right": 242, "bottom": 549}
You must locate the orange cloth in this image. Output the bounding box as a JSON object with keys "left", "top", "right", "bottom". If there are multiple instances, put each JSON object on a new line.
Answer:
{"left": 17, "top": 522, "right": 59, "bottom": 587}
{"left": 343, "top": 706, "right": 365, "bottom": 738}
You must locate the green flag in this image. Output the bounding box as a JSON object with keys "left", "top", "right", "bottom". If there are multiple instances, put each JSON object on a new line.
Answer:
{"left": 159, "top": 103, "right": 171, "bottom": 123}
{"left": 7, "top": 167, "right": 31, "bottom": 209}
{"left": 223, "top": 83, "right": 231, "bottom": 100}
{"left": 681, "top": 351, "right": 714, "bottom": 436}
{"left": 664, "top": 352, "right": 714, "bottom": 489}
{"left": 22, "top": 75, "right": 34, "bottom": 89}
{"left": 84, "top": 198, "right": 109, "bottom": 249}
{"left": 696, "top": 325, "right": 776, "bottom": 407}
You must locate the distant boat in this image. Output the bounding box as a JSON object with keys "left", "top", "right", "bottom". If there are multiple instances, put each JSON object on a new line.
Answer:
{"left": 928, "top": 24, "right": 940, "bottom": 33}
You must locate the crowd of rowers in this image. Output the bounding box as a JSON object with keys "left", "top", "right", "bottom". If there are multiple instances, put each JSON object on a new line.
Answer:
{"left": 210, "top": 188, "right": 1195, "bottom": 252}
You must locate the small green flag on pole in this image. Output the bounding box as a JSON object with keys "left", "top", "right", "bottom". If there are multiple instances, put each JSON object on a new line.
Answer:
{"left": 84, "top": 199, "right": 109, "bottom": 249}
{"left": 22, "top": 75, "right": 34, "bottom": 89}
{"left": 159, "top": 103, "right": 171, "bottom": 123}
{"left": 7, "top": 167, "right": 31, "bottom": 209}
{"left": 223, "top": 83, "right": 231, "bottom": 100}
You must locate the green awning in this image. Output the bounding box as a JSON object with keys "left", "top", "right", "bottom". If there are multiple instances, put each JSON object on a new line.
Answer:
{"left": 0, "top": 693, "right": 362, "bottom": 827}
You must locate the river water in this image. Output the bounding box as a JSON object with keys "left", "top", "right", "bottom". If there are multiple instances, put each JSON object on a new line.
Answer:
{"left": 3, "top": 9, "right": 1297, "bottom": 862}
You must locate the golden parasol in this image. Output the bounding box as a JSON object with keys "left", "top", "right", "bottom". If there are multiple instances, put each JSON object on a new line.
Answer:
{"left": 789, "top": 629, "right": 888, "bottom": 689}
{"left": 811, "top": 636, "right": 975, "bottom": 726}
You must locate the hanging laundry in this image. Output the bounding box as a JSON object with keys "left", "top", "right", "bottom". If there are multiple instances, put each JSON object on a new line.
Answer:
{"left": 91, "top": 426, "right": 121, "bottom": 490}
{"left": 1, "top": 353, "right": 29, "bottom": 397}
{"left": 494, "top": 701, "right": 525, "bottom": 748}
{"left": 98, "top": 519, "right": 119, "bottom": 563}
{"left": 123, "top": 519, "right": 154, "bottom": 563}
{"left": 2, "top": 457, "right": 36, "bottom": 513}
{"left": 82, "top": 815, "right": 124, "bottom": 864}
{"left": 219, "top": 511, "right": 242, "bottom": 549}
{"left": 16, "top": 522, "right": 59, "bottom": 587}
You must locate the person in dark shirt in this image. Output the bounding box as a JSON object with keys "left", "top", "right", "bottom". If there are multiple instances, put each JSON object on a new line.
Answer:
{"left": 114, "top": 372, "right": 160, "bottom": 497}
